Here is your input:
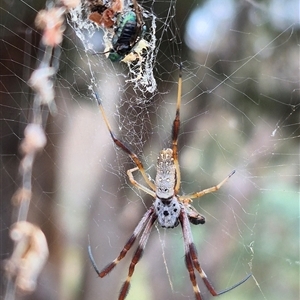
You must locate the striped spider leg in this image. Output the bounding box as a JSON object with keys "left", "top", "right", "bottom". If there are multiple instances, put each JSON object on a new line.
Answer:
{"left": 89, "top": 65, "right": 251, "bottom": 300}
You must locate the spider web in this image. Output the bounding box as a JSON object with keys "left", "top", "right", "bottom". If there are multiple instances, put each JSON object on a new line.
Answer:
{"left": 1, "top": 0, "right": 299, "bottom": 300}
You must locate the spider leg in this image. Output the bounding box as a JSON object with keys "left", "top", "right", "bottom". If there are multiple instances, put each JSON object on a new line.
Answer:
{"left": 88, "top": 207, "right": 155, "bottom": 278}
{"left": 189, "top": 244, "right": 252, "bottom": 296}
{"left": 119, "top": 211, "right": 157, "bottom": 300}
{"left": 96, "top": 94, "right": 156, "bottom": 191}
{"left": 180, "top": 206, "right": 251, "bottom": 298}
{"left": 185, "top": 202, "right": 206, "bottom": 225}
{"left": 173, "top": 64, "right": 183, "bottom": 194}
{"left": 127, "top": 167, "right": 156, "bottom": 197}
{"left": 179, "top": 170, "right": 236, "bottom": 201}
{"left": 179, "top": 207, "right": 202, "bottom": 300}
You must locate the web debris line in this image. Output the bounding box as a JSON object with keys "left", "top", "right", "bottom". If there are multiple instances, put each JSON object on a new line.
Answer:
{"left": 4, "top": 1, "right": 80, "bottom": 299}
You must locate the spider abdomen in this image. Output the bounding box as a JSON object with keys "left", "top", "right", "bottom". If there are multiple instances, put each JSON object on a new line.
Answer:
{"left": 154, "top": 197, "right": 181, "bottom": 228}
{"left": 155, "top": 148, "right": 176, "bottom": 199}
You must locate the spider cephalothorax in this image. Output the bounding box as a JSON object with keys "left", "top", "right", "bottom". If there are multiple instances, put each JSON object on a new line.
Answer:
{"left": 154, "top": 196, "right": 181, "bottom": 228}
{"left": 89, "top": 65, "right": 251, "bottom": 300}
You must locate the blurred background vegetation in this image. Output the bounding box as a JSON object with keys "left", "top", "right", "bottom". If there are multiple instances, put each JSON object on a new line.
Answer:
{"left": 1, "top": 0, "right": 299, "bottom": 300}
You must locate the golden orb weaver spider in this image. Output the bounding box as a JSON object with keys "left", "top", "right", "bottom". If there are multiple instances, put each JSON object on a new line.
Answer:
{"left": 89, "top": 64, "right": 251, "bottom": 300}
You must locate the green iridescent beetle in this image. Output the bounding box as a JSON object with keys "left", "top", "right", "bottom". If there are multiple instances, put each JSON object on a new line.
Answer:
{"left": 108, "top": 0, "right": 146, "bottom": 62}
